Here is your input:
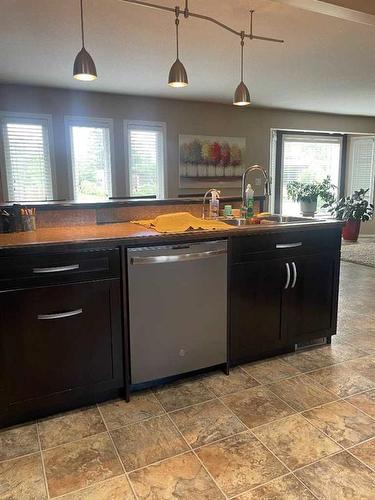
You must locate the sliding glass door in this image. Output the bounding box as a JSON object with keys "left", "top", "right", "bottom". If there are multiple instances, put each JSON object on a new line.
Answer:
{"left": 275, "top": 133, "right": 344, "bottom": 215}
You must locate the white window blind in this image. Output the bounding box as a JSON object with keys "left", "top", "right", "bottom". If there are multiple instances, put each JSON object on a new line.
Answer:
{"left": 281, "top": 134, "right": 342, "bottom": 215}
{"left": 348, "top": 136, "right": 375, "bottom": 202}
{"left": 1, "top": 117, "right": 54, "bottom": 201}
{"left": 69, "top": 123, "right": 112, "bottom": 201}
{"left": 127, "top": 123, "right": 165, "bottom": 198}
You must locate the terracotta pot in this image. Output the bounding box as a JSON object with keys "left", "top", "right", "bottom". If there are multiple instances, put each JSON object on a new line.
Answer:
{"left": 342, "top": 219, "right": 361, "bottom": 242}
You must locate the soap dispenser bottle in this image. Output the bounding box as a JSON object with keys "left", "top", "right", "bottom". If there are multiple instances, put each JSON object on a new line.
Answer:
{"left": 245, "top": 184, "right": 254, "bottom": 219}
{"left": 209, "top": 190, "right": 220, "bottom": 219}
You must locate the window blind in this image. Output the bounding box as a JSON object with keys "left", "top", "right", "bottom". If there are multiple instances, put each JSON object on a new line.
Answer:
{"left": 348, "top": 136, "right": 375, "bottom": 202}
{"left": 2, "top": 120, "right": 53, "bottom": 201}
{"left": 70, "top": 125, "right": 112, "bottom": 201}
{"left": 128, "top": 125, "right": 164, "bottom": 198}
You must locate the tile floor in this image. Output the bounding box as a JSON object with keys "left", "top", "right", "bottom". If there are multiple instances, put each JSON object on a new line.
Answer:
{"left": 0, "top": 260, "right": 375, "bottom": 499}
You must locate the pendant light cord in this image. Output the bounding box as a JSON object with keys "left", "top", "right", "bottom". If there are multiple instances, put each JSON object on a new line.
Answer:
{"left": 240, "top": 31, "right": 245, "bottom": 82}
{"left": 175, "top": 6, "right": 180, "bottom": 60}
{"left": 80, "top": 0, "right": 85, "bottom": 48}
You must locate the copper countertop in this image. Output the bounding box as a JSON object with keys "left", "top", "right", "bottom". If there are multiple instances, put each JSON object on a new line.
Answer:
{"left": 0, "top": 219, "right": 344, "bottom": 251}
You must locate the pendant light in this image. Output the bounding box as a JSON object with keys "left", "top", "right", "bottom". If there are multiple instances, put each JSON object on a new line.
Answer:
{"left": 168, "top": 7, "right": 188, "bottom": 88}
{"left": 73, "top": 0, "right": 97, "bottom": 81}
{"left": 233, "top": 31, "right": 251, "bottom": 106}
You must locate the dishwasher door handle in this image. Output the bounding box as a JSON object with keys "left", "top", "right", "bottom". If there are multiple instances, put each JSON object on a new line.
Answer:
{"left": 130, "top": 248, "right": 227, "bottom": 265}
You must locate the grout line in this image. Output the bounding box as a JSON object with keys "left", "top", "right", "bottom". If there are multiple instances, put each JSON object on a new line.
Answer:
{"left": 164, "top": 411, "right": 229, "bottom": 499}
{"left": 51, "top": 475, "right": 131, "bottom": 499}
{"left": 36, "top": 420, "right": 50, "bottom": 500}
{"left": 96, "top": 404, "right": 139, "bottom": 500}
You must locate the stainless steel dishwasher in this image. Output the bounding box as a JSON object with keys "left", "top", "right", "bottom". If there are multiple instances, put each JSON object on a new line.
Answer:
{"left": 127, "top": 240, "right": 227, "bottom": 384}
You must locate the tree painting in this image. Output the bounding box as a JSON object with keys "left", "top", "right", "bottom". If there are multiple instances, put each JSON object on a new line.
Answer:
{"left": 179, "top": 135, "right": 246, "bottom": 182}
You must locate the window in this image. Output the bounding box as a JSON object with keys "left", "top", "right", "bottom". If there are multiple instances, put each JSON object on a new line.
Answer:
{"left": 66, "top": 117, "right": 113, "bottom": 201}
{"left": 126, "top": 121, "right": 166, "bottom": 198}
{"left": 348, "top": 136, "right": 375, "bottom": 202}
{"left": 0, "top": 113, "right": 54, "bottom": 201}
{"left": 278, "top": 133, "right": 343, "bottom": 215}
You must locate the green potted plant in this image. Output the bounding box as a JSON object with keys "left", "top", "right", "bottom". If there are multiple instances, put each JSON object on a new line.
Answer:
{"left": 286, "top": 176, "right": 336, "bottom": 217}
{"left": 325, "top": 188, "right": 374, "bottom": 242}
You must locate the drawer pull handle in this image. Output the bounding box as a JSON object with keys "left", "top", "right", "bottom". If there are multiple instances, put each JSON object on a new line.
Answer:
{"left": 37, "top": 309, "right": 83, "bottom": 320}
{"left": 284, "top": 263, "right": 291, "bottom": 289}
{"left": 32, "top": 264, "right": 80, "bottom": 274}
{"left": 276, "top": 242, "right": 302, "bottom": 249}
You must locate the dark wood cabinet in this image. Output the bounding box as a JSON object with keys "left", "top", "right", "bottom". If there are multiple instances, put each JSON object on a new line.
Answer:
{"left": 230, "top": 229, "right": 341, "bottom": 365}
{"left": 0, "top": 247, "right": 124, "bottom": 427}
{"left": 230, "top": 258, "right": 286, "bottom": 363}
{"left": 282, "top": 252, "right": 339, "bottom": 343}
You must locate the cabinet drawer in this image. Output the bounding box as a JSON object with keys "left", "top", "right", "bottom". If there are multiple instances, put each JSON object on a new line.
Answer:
{"left": 231, "top": 228, "right": 341, "bottom": 264}
{"left": 0, "top": 248, "right": 120, "bottom": 290}
{"left": 0, "top": 280, "right": 123, "bottom": 405}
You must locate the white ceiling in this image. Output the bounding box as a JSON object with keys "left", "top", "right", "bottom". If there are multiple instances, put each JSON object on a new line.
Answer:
{"left": 1, "top": 0, "right": 375, "bottom": 115}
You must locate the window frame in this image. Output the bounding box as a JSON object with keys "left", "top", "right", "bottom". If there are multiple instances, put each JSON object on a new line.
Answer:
{"left": 65, "top": 115, "right": 115, "bottom": 201}
{"left": 273, "top": 130, "right": 347, "bottom": 214}
{"left": 0, "top": 111, "right": 57, "bottom": 202}
{"left": 124, "top": 119, "right": 167, "bottom": 199}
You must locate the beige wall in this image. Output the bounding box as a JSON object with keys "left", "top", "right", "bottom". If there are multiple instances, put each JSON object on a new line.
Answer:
{"left": 1, "top": 83, "right": 375, "bottom": 233}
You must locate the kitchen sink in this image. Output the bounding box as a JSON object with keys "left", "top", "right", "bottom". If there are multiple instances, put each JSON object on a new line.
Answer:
{"left": 220, "top": 215, "right": 323, "bottom": 226}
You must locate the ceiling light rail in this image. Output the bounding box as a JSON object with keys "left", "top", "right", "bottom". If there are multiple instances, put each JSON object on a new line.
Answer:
{"left": 119, "top": 0, "right": 284, "bottom": 43}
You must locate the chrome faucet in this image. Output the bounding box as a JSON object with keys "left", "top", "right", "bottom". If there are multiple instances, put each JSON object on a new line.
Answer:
{"left": 241, "top": 165, "right": 271, "bottom": 214}
{"left": 202, "top": 188, "right": 220, "bottom": 219}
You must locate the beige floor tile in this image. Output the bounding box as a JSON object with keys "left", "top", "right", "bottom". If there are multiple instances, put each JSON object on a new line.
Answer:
{"left": 153, "top": 377, "right": 215, "bottom": 412}
{"left": 196, "top": 431, "right": 287, "bottom": 497}
{"left": 99, "top": 393, "right": 164, "bottom": 430}
{"left": 295, "top": 451, "right": 375, "bottom": 499}
{"left": 344, "top": 332, "right": 375, "bottom": 353}
{"left": 307, "top": 364, "right": 375, "bottom": 398}
{"left": 241, "top": 357, "right": 301, "bottom": 384}
{"left": 303, "top": 400, "right": 375, "bottom": 448}
{"left": 267, "top": 374, "right": 336, "bottom": 411}
{"left": 0, "top": 453, "right": 47, "bottom": 499}
{"left": 235, "top": 474, "right": 315, "bottom": 499}
{"left": 170, "top": 399, "right": 246, "bottom": 448}
{"left": 346, "top": 389, "right": 375, "bottom": 418}
{"left": 38, "top": 406, "right": 106, "bottom": 449}
{"left": 0, "top": 422, "right": 39, "bottom": 462}
{"left": 346, "top": 355, "right": 375, "bottom": 382}
{"left": 59, "top": 475, "right": 135, "bottom": 499}
{"left": 203, "top": 367, "right": 259, "bottom": 396}
{"left": 282, "top": 343, "right": 366, "bottom": 373}
{"left": 129, "top": 452, "right": 224, "bottom": 499}
{"left": 222, "top": 386, "right": 294, "bottom": 429}
{"left": 253, "top": 414, "right": 341, "bottom": 470}
{"left": 111, "top": 414, "right": 188, "bottom": 471}
{"left": 350, "top": 438, "right": 375, "bottom": 469}
{"left": 43, "top": 432, "right": 123, "bottom": 498}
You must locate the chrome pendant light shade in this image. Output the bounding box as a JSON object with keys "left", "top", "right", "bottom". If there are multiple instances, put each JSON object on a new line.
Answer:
{"left": 233, "top": 31, "right": 251, "bottom": 106}
{"left": 168, "top": 59, "right": 188, "bottom": 87}
{"left": 73, "top": 0, "right": 97, "bottom": 81}
{"left": 73, "top": 48, "right": 97, "bottom": 81}
{"left": 234, "top": 81, "right": 251, "bottom": 106}
{"left": 168, "top": 8, "right": 188, "bottom": 88}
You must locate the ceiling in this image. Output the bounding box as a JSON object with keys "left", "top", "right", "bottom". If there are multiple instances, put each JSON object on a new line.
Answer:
{"left": 1, "top": 0, "right": 375, "bottom": 115}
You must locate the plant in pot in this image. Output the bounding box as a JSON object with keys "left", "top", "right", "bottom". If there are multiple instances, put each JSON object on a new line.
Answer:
{"left": 286, "top": 176, "right": 336, "bottom": 217}
{"left": 324, "top": 188, "right": 374, "bottom": 242}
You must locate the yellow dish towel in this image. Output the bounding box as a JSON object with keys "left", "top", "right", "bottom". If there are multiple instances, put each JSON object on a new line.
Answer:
{"left": 131, "top": 212, "right": 231, "bottom": 233}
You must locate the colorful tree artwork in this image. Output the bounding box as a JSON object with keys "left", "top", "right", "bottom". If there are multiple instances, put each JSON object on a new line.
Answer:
{"left": 179, "top": 135, "right": 246, "bottom": 185}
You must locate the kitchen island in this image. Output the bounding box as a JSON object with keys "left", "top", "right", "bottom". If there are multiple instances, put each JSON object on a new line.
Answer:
{"left": 0, "top": 213, "right": 343, "bottom": 428}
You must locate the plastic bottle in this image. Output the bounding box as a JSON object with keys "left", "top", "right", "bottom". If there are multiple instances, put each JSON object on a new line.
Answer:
{"left": 245, "top": 184, "right": 254, "bottom": 219}
{"left": 209, "top": 190, "right": 220, "bottom": 219}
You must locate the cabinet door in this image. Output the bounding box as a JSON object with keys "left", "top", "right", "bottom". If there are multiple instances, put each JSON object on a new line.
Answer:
{"left": 1, "top": 280, "right": 123, "bottom": 406}
{"left": 230, "top": 258, "right": 287, "bottom": 364}
{"left": 282, "top": 251, "right": 340, "bottom": 343}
